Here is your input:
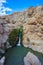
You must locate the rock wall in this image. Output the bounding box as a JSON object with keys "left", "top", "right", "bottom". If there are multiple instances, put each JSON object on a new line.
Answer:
{"left": 23, "top": 6, "right": 43, "bottom": 53}
{"left": 0, "top": 5, "right": 43, "bottom": 53}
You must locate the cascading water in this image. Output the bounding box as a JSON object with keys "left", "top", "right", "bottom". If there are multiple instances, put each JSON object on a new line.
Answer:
{"left": 17, "top": 31, "right": 21, "bottom": 46}
{"left": 17, "top": 36, "right": 21, "bottom": 46}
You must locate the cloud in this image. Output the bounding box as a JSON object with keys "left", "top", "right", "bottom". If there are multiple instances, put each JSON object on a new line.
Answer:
{"left": 0, "top": 0, "right": 12, "bottom": 16}
{"left": 0, "top": 0, "right": 6, "bottom": 7}
{"left": 0, "top": 0, "right": 6, "bottom": 3}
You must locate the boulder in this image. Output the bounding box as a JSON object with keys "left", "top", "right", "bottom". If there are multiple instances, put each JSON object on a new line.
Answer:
{"left": 24, "top": 52, "right": 41, "bottom": 65}
{"left": 0, "top": 56, "right": 5, "bottom": 65}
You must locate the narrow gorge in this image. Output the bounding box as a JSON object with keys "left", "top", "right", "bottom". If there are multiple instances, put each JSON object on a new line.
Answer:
{"left": 0, "top": 5, "right": 43, "bottom": 53}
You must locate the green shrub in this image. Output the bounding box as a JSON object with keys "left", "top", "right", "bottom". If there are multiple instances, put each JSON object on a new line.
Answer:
{"left": 8, "top": 29, "right": 19, "bottom": 46}
{"left": 8, "top": 26, "right": 23, "bottom": 47}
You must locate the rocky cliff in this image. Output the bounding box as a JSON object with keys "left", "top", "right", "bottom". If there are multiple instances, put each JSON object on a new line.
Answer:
{"left": 0, "top": 5, "right": 43, "bottom": 53}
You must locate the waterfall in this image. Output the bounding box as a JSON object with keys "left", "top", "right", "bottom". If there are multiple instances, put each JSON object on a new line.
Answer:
{"left": 17, "top": 36, "right": 21, "bottom": 46}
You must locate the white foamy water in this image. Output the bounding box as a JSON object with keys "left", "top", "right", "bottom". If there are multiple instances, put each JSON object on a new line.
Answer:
{"left": 17, "top": 37, "right": 21, "bottom": 46}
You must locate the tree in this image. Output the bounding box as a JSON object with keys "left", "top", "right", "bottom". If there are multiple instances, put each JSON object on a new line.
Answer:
{"left": 8, "top": 29, "right": 19, "bottom": 46}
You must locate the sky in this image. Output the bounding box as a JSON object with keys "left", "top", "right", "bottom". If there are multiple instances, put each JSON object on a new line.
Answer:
{"left": 0, "top": 0, "right": 43, "bottom": 16}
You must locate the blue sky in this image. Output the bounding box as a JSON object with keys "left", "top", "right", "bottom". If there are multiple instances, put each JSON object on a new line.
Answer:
{"left": 0, "top": 0, "right": 43, "bottom": 15}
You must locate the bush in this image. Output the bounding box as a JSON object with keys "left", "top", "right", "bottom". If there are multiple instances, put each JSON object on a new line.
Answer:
{"left": 8, "top": 29, "right": 19, "bottom": 46}
{"left": 8, "top": 26, "right": 23, "bottom": 47}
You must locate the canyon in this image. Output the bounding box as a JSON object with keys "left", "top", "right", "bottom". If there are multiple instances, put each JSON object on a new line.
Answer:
{"left": 0, "top": 5, "right": 43, "bottom": 53}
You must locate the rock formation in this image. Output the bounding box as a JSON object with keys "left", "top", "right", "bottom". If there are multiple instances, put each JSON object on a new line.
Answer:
{"left": 0, "top": 5, "right": 43, "bottom": 53}
{"left": 0, "top": 56, "right": 5, "bottom": 65}
{"left": 24, "top": 52, "right": 41, "bottom": 65}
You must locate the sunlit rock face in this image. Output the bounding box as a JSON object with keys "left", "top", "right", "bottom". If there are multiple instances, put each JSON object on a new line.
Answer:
{"left": 23, "top": 16, "right": 43, "bottom": 53}
{"left": 0, "top": 5, "right": 43, "bottom": 53}
{"left": 22, "top": 6, "right": 43, "bottom": 53}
